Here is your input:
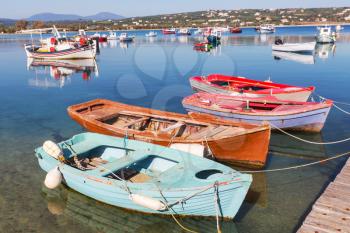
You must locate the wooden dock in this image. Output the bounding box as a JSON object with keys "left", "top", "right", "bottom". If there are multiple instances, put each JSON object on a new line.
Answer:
{"left": 297, "top": 158, "right": 350, "bottom": 233}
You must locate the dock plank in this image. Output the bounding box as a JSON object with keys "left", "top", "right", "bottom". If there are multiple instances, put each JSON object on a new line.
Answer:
{"left": 297, "top": 157, "right": 350, "bottom": 233}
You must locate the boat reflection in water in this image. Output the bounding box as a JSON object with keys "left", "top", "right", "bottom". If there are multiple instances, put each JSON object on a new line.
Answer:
{"left": 315, "top": 43, "right": 336, "bottom": 59}
{"left": 27, "top": 58, "right": 99, "bottom": 88}
{"left": 42, "top": 185, "right": 238, "bottom": 233}
{"left": 272, "top": 51, "right": 315, "bottom": 65}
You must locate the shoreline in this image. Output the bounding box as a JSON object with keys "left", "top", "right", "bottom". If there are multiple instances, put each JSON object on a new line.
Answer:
{"left": 1, "top": 23, "right": 349, "bottom": 35}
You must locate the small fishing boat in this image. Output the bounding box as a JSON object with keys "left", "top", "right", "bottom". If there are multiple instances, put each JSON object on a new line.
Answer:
{"left": 67, "top": 99, "right": 271, "bottom": 168}
{"left": 207, "top": 31, "right": 221, "bottom": 45}
{"left": 316, "top": 26, "right": 336, "bottom": 44}
{"left": 162, "top": 28, "right": 176, "bottom": 35}
{"left": 272, "top": 39, "right": 316, "bottom": 53}
{"left": 194, "top": 28, "right": 203, "bottom": 35}
{"left": 24, "top": 39, "right": 97, "bottom": 60}
{"left": 119, "top": 33, "right": 135, "bottom": 42}
{"left": 257, "top": 24, "right": 275, "bottom": 34}
{"left": 230, "top": 27, "right": 242, "bottom": 33}
{"left": 336, "top": 25, "right": 344, "bottom": 33}
{"left": 107, "top": 31, "right": 118, "bottom": 40}
{"left": 145, "top": 31, "right": 157, "bottom": 37}
{"left": 193, "top": 42, "right": 213, "bottom": 52}
{"left": 92, "top": 33, "right": 108, "bottom": 42}
{"left": 35, "top": 132, "right": 252, "bottom": 219}
{"left": 183, "top": 93, "right": 333, "bottom": 132}
{"left": 190, "top": 74, "right": 315, "bottom": 102}
{"left": 177, "top": 28, "right": 191, "bottom": 36}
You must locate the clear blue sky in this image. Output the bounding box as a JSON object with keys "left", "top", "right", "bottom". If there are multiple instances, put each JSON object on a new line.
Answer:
{"left": 2, "top": 0, "right": 349, "bottom": 19}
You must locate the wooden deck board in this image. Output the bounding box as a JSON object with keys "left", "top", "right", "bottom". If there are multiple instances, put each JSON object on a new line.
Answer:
{"left": 297, "top": 157, "right": 350, "bottom": 233}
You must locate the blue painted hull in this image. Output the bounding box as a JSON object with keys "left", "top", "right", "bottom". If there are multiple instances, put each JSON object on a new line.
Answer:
{"left": 183, "top": 104, "right": 331, "bottom": 132}
{"left": 35, "top": 133, "right": 252, "bottom": 219}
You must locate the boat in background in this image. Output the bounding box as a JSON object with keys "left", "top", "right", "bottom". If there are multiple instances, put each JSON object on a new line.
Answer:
{"left": 272, "top": 39, "right": 316, "bottom": 53}
{"left": 273, "top": 51, "right": 315, "bottom": 65}
{"left": 316, "top": 26, "right": 336, "bottom": 43}
{"left": 119, "top": 33, "right": 135, "bottom": 42}
{"left": 190, "top": 74, "right": 315, "bottom": 102}
{"left": 207, "top": 31, "right": 221, "bottom": 45}
{"left": 35, "top": 132, "right": 252, "bottom": 219}
{"left": 162, "top": 28, "right": 176, "bottom": 35}
{"left": 194, "top": 28, "right": 203, "bottom": 35}
{"left": 230, "top": 27, "right": 242, "bottom": 33}
{"left": 183, "top": 93, "right": 333, "bottom": 132}
{"left": 67, "top": 99, "right": 271, "bottom": 168}
{"left": 177, "top": 28, "right": 191, "bottom": 36}
{"left": 336, "top": 25, "right": 344, "bottom": 33}
{"left": 107, "top": 31, "right": 118, "bottom": 40}
{"left": 257, "top": 24, "right": 275, "bottom": 34}
{"left": 145, "top": 31, "right": 157, "bottom": 37}
{"left": 91, "top": 33, "right": 108, "bottom": 42}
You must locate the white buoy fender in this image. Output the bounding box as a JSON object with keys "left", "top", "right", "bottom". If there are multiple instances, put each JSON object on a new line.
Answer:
{"left": 43, "top": 140, "right": 63, "bottom": 160}
{"left": 130, "top": 194, "right": 167, "bottom": 211}
{"left": 44, "top": 166, "right": 62, "bottom": 189}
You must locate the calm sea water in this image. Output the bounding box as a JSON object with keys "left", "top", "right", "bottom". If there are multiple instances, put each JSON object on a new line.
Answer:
{"left": 1, "top": 26, "right": 350, "bottom": 233}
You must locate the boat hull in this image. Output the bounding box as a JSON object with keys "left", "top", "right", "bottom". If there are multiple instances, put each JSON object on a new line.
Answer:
{"left": 35, "top": 133, "right": 252, "bottom": 219}
{"left": 25, "top": 45, "right": 96, "bottom": 60}
{"left": 183, "top": 103, "right": 331, "bottom": 132}
{"left": 190, "top": 78, "right": 313, "bottom": 102}
{"left": 272, "top": 42, "right": 316, "bottom": 52}
{"left": 67, "top": 99, "right": 271, "bottom": 168}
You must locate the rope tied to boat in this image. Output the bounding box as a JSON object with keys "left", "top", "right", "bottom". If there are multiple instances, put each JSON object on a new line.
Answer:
{"left": 270, "top": 122, "right": 350, "bottom": 145}
{"left": 243, "top": 151, "right": 349, "bottom": 173}
{"left": 214, "top": 181, "right": 222, "bottom": 233}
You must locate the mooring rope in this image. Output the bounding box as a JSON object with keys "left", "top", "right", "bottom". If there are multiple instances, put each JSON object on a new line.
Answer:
{"left": 270, "top": 122, "right": 350, "bottom": 145}
{"left": 213, "top": 182, "right": 222, "bottom": 233}
{"left": 333, "top": 104, "right": 350, "bottom": 115}
{"left": 243, "top": 151, "right": 349, "bottom": 173}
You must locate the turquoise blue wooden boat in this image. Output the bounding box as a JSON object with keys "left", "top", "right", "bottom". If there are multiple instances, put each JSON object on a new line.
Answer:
{"left": 35, "top": 132, "right": 252, "bottom": 219}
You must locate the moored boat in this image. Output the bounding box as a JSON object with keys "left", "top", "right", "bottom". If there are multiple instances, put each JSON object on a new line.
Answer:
{"left": 316, "top": 26, "right": 336, "bottom": 44}
{"left": 193, "top": 42, "right": 213, "bottom": 52}
{"left": 162, "top": 28, "right": 176, "bottom": 35}
{"left": 190, "top": 74, "right": 315, "bottom": 102}
{"left": 183, "top": 93, "right": 333, "bottom": 132}
{"left": 35, "top": 132, "right": 252, "bottom": 219}
{"left": 177, "top": 28, "right": 191, "bottom": 36}
{"left": 119, "top": 33, "right": 135, "bottom": 42}
{"left": 67, "top": 99, "right": 271, "bottom": 168}
{"left": 24, "top": 39, "right": 97, "bottom": 60}
{"left": 272, "top": 40, "right": 316, "bottom": 53}
{"left": 145, "top": 31, "right": 157, "bottom": 37}
{"left": 107, "top": 31, "right": 118, "bottom": 40}
{"left": 230, "top": 27, "right": 242, "bottom": 33}
{"left": 257, "top": 24, "right": 275, "bottom": 34}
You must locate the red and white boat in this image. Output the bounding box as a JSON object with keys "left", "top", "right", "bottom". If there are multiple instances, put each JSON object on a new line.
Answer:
{"left": 183, "top": 93, "right": 333, "bottom": 132}
{"left": 190, "top": 74, "right": 315, "bottom": 102}
{"left": 24, "top": 38, "right": 97, "bottom": 60}
{"left": 162, "top": 28, "right": 176, "bottom": 35}
{"left": 230, "top": 27, "right": 242, "bottom": 33}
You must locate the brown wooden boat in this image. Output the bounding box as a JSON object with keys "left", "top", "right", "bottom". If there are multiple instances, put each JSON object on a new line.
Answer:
{"left": 67, "top": 99, "right": 271, "bottom": 168}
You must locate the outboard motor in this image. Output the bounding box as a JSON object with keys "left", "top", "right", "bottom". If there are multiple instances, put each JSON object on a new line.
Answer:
{"left": 275, "top": 38, "right": 283, "bottom": 45}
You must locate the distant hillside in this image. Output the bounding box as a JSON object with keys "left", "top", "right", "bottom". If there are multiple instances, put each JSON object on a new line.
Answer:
{"left": 0, "top": 18, "right": 16, "bottom": 25}
{"left": 27, "top": 12, "right": 124, "bottom": 22}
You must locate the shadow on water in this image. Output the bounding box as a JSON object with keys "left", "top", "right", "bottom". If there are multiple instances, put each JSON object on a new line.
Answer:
{"left": 42, "top": 185, "right": 238, "bottom": 233}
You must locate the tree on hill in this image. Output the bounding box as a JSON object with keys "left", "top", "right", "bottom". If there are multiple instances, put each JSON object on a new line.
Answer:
{"left": 15, "top": 20, "right": 28, "bottom": 30}
{"left": 32, "top": 21, "right": 45, "bottom": 29}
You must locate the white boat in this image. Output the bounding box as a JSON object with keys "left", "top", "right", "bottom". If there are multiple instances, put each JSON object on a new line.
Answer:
{"left": 194, "top": 28, "right": 203, "bottom": 35}
{"left": 272, "top": 40, "right": 316, "bottom": 53}
{"left": 107, "top": 31, "right": 118, "bottom": 40}
{"left": 258, "top": 24, "right": 275, "bottom": 34}
{"left": 145, "top": 31, "right": 157, "bottom": 37}
{"left": 272, "top": 51, "right": 315, "bottom": 65}
{"left": 177, "top": 28, "right": 191, "bottom": 36}
{"left": 24, "top": 40, "right": 97, "bottom": 60}
{"left": 336, "top": 25, "right": 344, "bottom": 32}
{"left": 316, "top": 26, "right": 336, "bottom": 44}
{"left": 119, "top": 33, "right": 135, "bottom": 42}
